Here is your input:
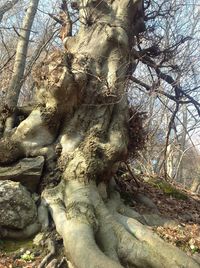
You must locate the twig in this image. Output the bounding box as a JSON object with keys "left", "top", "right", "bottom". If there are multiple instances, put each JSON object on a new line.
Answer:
{"left": 123, "top": 161, "right": 140, "bottom": 188}
{"left": 0, "top": 52, "right": 16, "bottom": 73}
{"left": 39, "top": 238, "right": 56, "bottom": 268}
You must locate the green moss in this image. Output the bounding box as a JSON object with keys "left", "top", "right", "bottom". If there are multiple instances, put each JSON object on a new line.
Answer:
{"left": 0, "top": 239, "right": 33, "bottom": 253}
{"left": 150, "top": 179, "right": 188, "bottom": 200}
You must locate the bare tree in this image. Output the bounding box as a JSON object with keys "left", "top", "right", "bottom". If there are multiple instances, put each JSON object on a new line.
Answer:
{"left": 3, "top": 0, "right": 39, "bottom": 133}
{"left": 0, "top": 0, "right": 20, "bottom": 23}
{"left": 0, "top": 1, "right": 199, "bottom": 267}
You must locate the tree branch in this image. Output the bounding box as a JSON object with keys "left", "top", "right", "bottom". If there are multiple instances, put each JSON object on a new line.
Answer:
{"left": 0, "top": 0, "right": 19, "bottom": 23}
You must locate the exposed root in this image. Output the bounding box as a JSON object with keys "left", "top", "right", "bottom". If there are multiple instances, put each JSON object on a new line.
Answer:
{"left": 38, "top": 199, "right": 50, "bottom": 231}
{"left": 45, "top": 259, "right": 58, "bottom": 268}
{"left": 42, "top": 180, "right": 199, "bottom": 268}
{"left": 106, "top": 190, "right": 146, "bottom": 224}
{"left": 116, "top": 225, "right": 165, "bottom": 268}
{"left": 57, "top": 257, "right": 69, "bottom": 268}
{"left": 39, "top": 238, "right": 56, "bottom": 268}
{"left": 116, "top": 214, "right": 199, "bottom": 268}
{"left": 96, "top": 207, "right": 120, "bottom": 262}
{"left": 43, "top": 181, "right": 123, "bottom": 268}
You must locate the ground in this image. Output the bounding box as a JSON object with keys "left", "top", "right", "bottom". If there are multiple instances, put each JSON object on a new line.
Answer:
{"left": 0, "top": 176, "right": 199, "bottom": 268}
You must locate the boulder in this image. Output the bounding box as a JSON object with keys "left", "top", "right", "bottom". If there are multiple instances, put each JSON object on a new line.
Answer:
{"left": 0, "top": 180, "right": 37, "bottom": 230}
{"left": 0, "top": 156, "right": 44, "bottom": 192}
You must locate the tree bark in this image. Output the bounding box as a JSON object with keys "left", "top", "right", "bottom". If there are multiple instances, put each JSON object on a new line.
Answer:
{"left": 0, "top": 1, "right": 199, "bottom": 267}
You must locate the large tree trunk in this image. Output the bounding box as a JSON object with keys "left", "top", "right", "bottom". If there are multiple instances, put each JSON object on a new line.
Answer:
{"left": 0, "top": 1, "right": 199, "bottom": 267}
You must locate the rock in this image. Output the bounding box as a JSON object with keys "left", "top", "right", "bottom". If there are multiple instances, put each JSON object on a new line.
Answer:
{"left": 0, "top": 180, "right": 37, "bottom": 230}
{"left": 33, "top": 232, "right": 45, "bottom": 246}
{"left": 0, "top": 156, "right": 44, "bottom": 192}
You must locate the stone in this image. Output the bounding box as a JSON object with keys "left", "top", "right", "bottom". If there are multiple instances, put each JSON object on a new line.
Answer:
{"left": 33, "top": 232, "right": 45, "bottom": 246}
{"left": 0, "top": 180, "right": 37, "bottom": 230}
{"left": 0, "top": 156, "right": 44, "bottom": 192}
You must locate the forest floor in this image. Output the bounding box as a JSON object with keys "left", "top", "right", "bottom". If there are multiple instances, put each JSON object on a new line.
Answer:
{"left": 0, "top": 176, "right": 200, "bottom": 267}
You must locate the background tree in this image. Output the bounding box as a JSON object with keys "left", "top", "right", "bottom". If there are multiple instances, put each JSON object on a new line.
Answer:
{"left": 0, "top": 0, "right": 199, "bottom": 267}
{"left": 3, "top": 0, "right": 39, "bottom": 133}
{"left": 0, "top": 0, "right": 19, "bottom": 23}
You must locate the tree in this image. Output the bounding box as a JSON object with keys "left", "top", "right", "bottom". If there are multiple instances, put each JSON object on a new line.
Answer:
{"left": 3, "top": 0, "right": 39, "bottom": 133}
{"left": 0, "top": 0, "right": 19, "bottom": 23}
{"left": 0, "top": 1, "right": 199, "bottom": 267}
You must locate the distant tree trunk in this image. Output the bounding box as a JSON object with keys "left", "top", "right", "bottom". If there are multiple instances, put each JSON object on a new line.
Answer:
{"left": 191, "top": 174, "right": 200, "bottom": 193}
{"left": 166, "top": 144, "right": 174, "bottom": 178}
{"left": 0, "top": 1, "right": 199, "bottom": 267}
{"left": 18, "top": 25, "right": 57, "bottom": 105}
{"left": 176, "top": 104, "right": 187, "bottom": 183}
{"left": 0, "top": 0, "right": 19, "bottom": 23}
{"left": 3, "top": 0, "right": 39, "bottom": 134}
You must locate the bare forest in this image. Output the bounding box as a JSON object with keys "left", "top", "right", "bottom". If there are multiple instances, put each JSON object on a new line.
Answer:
{"left": 0, "top": 1, "right": 200, "bottom": 267}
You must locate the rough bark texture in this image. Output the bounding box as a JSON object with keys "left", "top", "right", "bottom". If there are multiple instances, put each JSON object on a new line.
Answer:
{"left": 0, "top": 1, "right": 199, "bottom": 267}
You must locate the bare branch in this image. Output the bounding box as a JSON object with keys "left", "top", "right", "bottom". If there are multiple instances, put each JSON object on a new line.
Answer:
{"left": 0, "top": 0, "right": 19, "bottom": 23}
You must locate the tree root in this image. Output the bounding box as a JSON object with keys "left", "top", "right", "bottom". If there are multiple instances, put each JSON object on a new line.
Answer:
{"left": 38, "top": 236, "right": 69, "bottom": 268}
{"left": 45, "top": 259, "right": 58, "bottom": 268}
{"left": 42, "top": 180, "right": 199, "bottom": 268}
{"left": 38, "top": 199, "right": 50, "bottom": 231}
{"left": 39, "top": 238, "right": 56, "bottom": 268}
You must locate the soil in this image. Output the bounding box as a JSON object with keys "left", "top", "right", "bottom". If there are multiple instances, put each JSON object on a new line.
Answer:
{"left": 0, "top": 176, "right": 199, "bottom": 267}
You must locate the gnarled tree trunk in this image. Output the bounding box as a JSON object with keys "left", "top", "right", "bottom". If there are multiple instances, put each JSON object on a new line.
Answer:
{"left": 0, "top": 1, "right": 199, "bottom": 267}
